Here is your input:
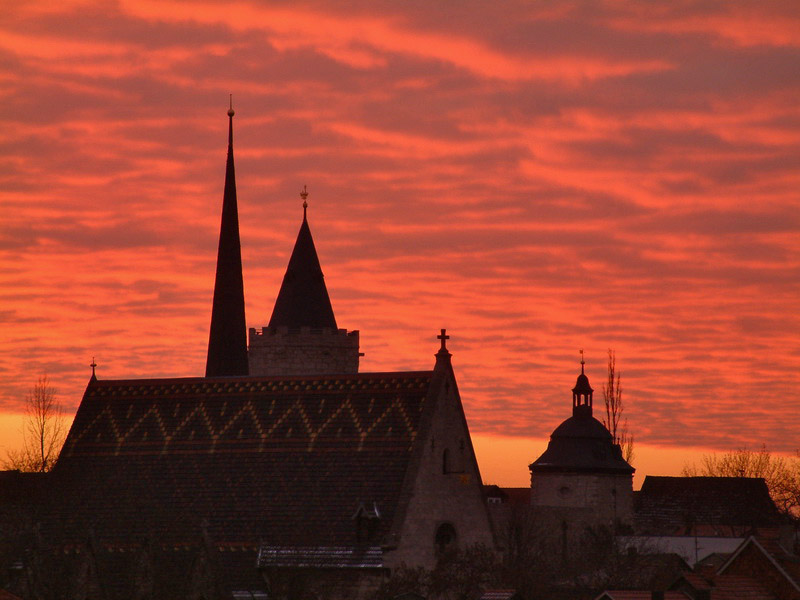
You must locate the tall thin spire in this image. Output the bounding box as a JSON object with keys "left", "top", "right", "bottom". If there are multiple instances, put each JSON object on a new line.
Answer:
{"left": 206, "top": 103, "right": 248, "bottom": 377}
{"left": 268, "top": 189, "right": 337, "bottom": 329}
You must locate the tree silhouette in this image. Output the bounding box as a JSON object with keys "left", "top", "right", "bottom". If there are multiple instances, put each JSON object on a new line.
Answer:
{"left": 3, "top": 375, "right": 66, "bottom": 472}
{"left": 682, "top": 445, "right": 800, "bottom": 519}
{"left": 602, "top": 349, "right": 634, "bottom": 464}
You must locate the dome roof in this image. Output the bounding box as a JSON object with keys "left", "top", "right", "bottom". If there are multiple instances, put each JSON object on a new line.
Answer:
{"left": 551, "top": 412, "right": 612, "bottom": 440}
{"left": 530, "top": 412, "right": 634, "bottom": 475}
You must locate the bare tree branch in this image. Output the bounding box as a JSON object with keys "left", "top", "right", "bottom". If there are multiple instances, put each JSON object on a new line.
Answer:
{"left": 3, "top": 375, "right": 66, "bottom": 472}
{"left": 602, "top": 349, "right": 634, "bottom": 464}
{"left": 682, "top": 445, "right": 800, "bottom": 518}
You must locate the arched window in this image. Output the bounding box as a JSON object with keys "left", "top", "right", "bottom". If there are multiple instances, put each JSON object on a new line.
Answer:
{"left": 435, "top": 522, "right": 458, "bottom": 557}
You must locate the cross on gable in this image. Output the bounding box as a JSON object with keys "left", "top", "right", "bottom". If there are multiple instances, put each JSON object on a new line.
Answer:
{"left": 438, "top": 329, "right": 449, "bottom": 351}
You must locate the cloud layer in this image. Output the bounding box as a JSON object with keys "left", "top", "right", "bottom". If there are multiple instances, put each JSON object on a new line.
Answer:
{"left": 1, "top": 1, "right": 799, "bottom": 463}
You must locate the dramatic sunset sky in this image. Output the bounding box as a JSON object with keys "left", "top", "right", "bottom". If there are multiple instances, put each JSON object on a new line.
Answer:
{"left": 2, "top": 1, "right": 799, "bottom": 487}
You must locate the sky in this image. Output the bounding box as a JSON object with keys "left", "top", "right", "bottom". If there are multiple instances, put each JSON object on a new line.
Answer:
{"left": 1, "top": 0, "right": 799, "bottom": 487}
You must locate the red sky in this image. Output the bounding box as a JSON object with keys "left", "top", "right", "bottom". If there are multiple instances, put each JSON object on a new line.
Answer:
{"left": 1, "top": 1, "right": 799, "bottom": 486}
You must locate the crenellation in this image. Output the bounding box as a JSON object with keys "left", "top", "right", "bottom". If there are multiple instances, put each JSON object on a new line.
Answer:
{"left": 248, "top": 326, "right": 360, "bottom": 376}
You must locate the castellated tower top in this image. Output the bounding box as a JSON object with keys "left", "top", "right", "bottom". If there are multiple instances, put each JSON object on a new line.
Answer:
{"left": 248, "top": 191, "right": 360, "bottom": 376}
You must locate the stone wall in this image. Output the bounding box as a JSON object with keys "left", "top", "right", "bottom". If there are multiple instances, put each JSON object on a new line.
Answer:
{"left": 385, "top": 372, "right": 495, "bottom": 569}
{"left": 531, "top": 471, "right": 633, "bottom": 526}
{"left": 529, "top": 470, "right": 634, "bottom": 562}
{"left": 248, "top": 326, "right": 360, "bottom": 376}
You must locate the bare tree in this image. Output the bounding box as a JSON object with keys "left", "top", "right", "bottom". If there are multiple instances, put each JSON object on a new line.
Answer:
{"left": 602, "top": 349, "right": 634, "bottom": 464}
{"left": 682, "top": 445, "right": 800, "bottom": 518}
{"left": 3, "top": 375, "right": 66, "bottom": 472}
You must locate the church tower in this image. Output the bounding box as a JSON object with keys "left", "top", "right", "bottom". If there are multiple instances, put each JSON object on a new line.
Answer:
{"left": 205, "top": 104, "right": 248, "bottom": 377}
{"left": 529, "top": 354, "right": 634, "bottom": 534}
{"left": 248, "top": 189, "right": 360, "bottom": 376}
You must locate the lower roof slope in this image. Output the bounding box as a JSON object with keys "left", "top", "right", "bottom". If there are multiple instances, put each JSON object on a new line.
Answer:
{"left": 634, "top": 476, "right": 783, "bottom": 535}
{"left": 51, "top": 372, "right": 433, "bottom": 552}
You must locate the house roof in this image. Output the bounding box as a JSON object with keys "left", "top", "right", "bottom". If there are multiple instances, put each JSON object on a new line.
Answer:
{"left": 50, "top": 371, "right": 434, "bottom": 555}
{"left": 718, "top": 536, "right": 800, "bottom": 593}
{"left": 257, "top": 545, "right": 383, "bottom": 569}
{"left": 267, "top": 209, "right": 337, "bottom": 330}
{"left": 709, "top": 575, "right": 777, "bottom": 600}
{"left": 483, "top": 485, "right": 531, "bottom": 505}
{"left": 634, "top": 477, "right": 783, "bottom": 535}
{"left": 480, "top": 590, "right": 520, "bottom": 600}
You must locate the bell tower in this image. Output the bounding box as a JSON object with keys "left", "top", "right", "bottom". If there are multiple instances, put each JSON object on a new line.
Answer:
{"left": 529, "top": 353, "right": 635, "bottom": 543}
{"left": 247, "top": 188, "right": 360, "bottom": 376}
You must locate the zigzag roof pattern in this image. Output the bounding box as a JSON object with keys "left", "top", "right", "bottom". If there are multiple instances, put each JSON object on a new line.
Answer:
{"left": 49, "top": 371, "right": 435, "bottom": 563}
{"left": 61, "top": 372, "right": 430, "bottom": 458}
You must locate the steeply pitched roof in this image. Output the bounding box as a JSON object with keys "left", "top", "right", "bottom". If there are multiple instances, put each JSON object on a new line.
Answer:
{"left": 51, "top": 371, "right": 433, "bottom": 561}
{"left": 635, "top": 477, "right": 783, "bottom": 535}
{"left": 267, "top": 210, "right": 337, "bottom": 329}
{"left": 206, "top": 108, "right": 248, "bottom": 377}
{"left": 709, "top": 574, "right": 777, "bottom": 600}
{"left": 718, "top": 536, "right": 800, "bottom": 594}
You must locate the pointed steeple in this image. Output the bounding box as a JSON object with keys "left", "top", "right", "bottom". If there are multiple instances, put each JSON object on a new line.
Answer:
{"left": 268, "top": 190, "right": 337, "bottom": 329}
{"left": 205, "top": 102, "right": 248, "bottom": 377}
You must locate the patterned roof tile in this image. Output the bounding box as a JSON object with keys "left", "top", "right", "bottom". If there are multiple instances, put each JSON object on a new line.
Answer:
{"left": 50, "top": 371, "right": 434, "bottom": 555}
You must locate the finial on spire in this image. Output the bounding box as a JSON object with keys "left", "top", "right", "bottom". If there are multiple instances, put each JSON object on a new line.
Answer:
{"left": 580, "top": 348, "right": 585, "bottom": 373}
{"left": 300, "top": 185, "right": 308, "bottom": 219}
{"left": 90, "top": 357, "right": 97, "bottom": 379}
{"left": 438, "top": 328, "right": 450, "bottom": 351}
{"left": 228, "top": 94, "right": 234, "bottom": 118}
